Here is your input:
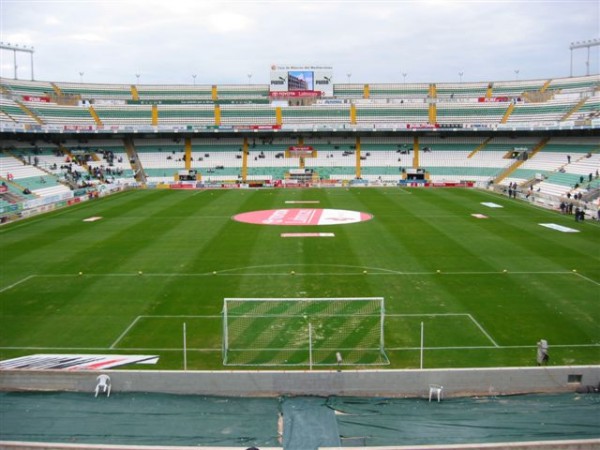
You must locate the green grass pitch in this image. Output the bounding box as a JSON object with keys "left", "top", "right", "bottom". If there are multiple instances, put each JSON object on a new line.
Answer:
{"left": 1, "top": 187, "right": 598, "bottom": 370}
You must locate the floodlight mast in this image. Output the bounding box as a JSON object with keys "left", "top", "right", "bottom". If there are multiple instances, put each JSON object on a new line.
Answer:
{"left": 569, "top": 39, "right": 600, "bottom": 77}
{"left": 0, "top": 42, "right": 35, "bottom": 80}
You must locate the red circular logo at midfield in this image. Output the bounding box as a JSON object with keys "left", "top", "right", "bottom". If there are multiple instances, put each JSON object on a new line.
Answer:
{"left": 233, "top": 208, "right": 373, "bottom": 226}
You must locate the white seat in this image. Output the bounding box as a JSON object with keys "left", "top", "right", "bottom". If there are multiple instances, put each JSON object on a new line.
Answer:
{"left": 429, "top": 384, "right": 443, "bottom": 402}
{"left": 94, "top": 374, "right": 111, "bottom": 397}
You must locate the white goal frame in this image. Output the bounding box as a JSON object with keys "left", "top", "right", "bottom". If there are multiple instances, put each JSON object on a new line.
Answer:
{"left": 222, "top": 297, "right": 388, "bottom": 367}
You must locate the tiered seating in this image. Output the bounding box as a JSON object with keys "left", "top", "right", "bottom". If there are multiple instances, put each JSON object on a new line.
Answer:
{"left": 280, "top": 105, "right": 349, "bottom": 125}
{"left": 366, "top": 83, "right": 430, "bottom": 100}
{"left": 0, "top": 78, "right": 55, "bottom": 97}
{"left": 135, "top": 84, "right": 269, "bottom": 102}
{"left": 135, "top": 138, "right": 243, "bottom": 183}
{"left": 435, "top": 82, "right": 488, "bottom": 99}
{"left": 564, "top": 152, "right": 600, "bottom": 181}
{"left": 506, "top": 136, "right": 599, "bottom": 194}
{"left": 507, "top": 99, "right": 581, "bottom": 123}
{"left": 190, "top": 141, "right": 242, "bottom": 179}
{"left": 507, "top": 152, "right": 568, "bottom": 187}
{"left": 93, "top": 104, "right": 153, "bottom": 126}
{"left": 301, "top": 137, "right": 365, "bottom": 180}
{"left": 27, "top": 183, "right": 71, "bottom": 196}
{"left": 0, "top": 98, "right": 40, "bottom": 126}
{"left": 214, "top": 85, "right": 270, "bottom": 100}
{"left": 2, "top": 75, "right": 599, "bottom": 130}
{"left": 354, "top": 137, "right": 413, "bottom": 182}
{"left": 539, "top": 136, "right": 598, "bottom": 154}
{"left": 136, "top": 85, "right": 213, "bottom": 101}
{"left": 356, "top": 103, "right": 428, "bottom": 124}
{"left": 547, "top": 75, "right": 600, "bottom": 93}
{"left": 63, "top": 138, "right": 136, "bottom": 183}
{"left": 245, "top": 137, "right": 302, "bottom": 181}
{"left": 418, "top": 137, "right": 513, "bottom": 182}
{"left": 436, "top": 101, "right": 510, "bottom": 124}
{"left": 135, "top": 139, "right": 186, "bottom": 177}
{"left": 0, "top": 153, "right": 70, "bottom": 195}
{"left": 220, "top": 105, "right": 278, "bottom": 126}
{"left": 1, "top": 153, "right": 48, "bottom": 180}
{"left": 574, "top": 95, "right": 600, "bottom": 120}
{"left": 10, "top": 145, "right": 79, "bottom": 177}
{"left": 333, "top": 83, "right": 368, "bottom": 99}
{"left": 56, "top": 82, "right": 133, "bottom": 101}
{"left": 156, "top": 104, "right": 215, "bottom": 126}
{"left": 23, "top": 102, "right": 96, "bottom": 126}
{"left": 490, "top": 79, "right": 547, "bottom": 97}
{"left": 0, "top": 181, "right": 33, "bottom": 205}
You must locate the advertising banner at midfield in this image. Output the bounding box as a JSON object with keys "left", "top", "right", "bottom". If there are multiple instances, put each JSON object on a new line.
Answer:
{"left": 270, "top": 64, "right": 333, "bottom": 97}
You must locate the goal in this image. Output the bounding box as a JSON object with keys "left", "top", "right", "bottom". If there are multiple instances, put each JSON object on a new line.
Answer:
{"left": 222, "top": 297, "right": 389, "bottom": 367}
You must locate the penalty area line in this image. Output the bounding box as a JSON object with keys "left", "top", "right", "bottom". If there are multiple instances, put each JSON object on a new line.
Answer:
{"left": 0, "top": 346, "right": 221, "bottom": 352}
{"left": 468, "top": 314, "right": 499, "bottom": 347}
{"left": 110, "top": 316, "right": 142, "bottom": 349}
{"left": 387, "top": 343, "right": 600, "bottom": 351}
{"left": 0, "top": 275, "right": 36, "bottom": 294}
{"left": 110, "top": 315, "right": 223, "bottom": 349}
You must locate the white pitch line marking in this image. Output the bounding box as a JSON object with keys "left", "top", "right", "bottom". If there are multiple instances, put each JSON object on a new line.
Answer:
{"left": 468, "top": 313, "right": 499, "bottom": 347}
{"left": 110, "top": 316, "right": 143, "bottom": 349}
{"left": 0, "top": 275, "right": 36, "bottom": 293}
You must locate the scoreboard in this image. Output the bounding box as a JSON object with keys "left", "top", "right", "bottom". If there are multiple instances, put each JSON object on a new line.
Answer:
{"left": 270, "top": 64, "right": 334, "bottom": 97}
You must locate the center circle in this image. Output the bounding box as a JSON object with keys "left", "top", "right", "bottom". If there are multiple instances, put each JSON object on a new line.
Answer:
{"left": 233, "top": 208, "right": 373, "bottom": 226}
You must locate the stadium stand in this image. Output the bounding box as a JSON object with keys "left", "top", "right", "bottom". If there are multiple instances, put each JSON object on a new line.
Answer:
{"left": 1, "top": 73, "right": 598, "bottom": 219}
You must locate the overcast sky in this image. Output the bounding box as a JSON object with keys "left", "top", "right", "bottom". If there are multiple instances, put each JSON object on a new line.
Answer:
{"left": 1, "top": 0, "right": 598, "bottom": 85}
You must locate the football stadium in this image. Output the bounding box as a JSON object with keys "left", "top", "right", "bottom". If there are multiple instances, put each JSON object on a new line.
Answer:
{"left": 1, "top": 56, "right": 600, "bottom": 449}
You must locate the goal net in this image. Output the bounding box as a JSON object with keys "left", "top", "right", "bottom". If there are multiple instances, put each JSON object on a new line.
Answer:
{"left": 222, "top": 297, "right": 389, "bottom": 367}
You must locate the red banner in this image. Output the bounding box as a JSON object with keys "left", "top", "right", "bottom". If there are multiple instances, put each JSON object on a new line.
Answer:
{"left": 235, "top": 125, "right": 281, "bottom": 130}
{"left": 478, "top": 97, "right": 510, "bottom": 102}
{"left": 63, "top": 125, "right": 95, "bottom": 131}
{"left": 22, "top": 95, "right": 50, "bottom": 103}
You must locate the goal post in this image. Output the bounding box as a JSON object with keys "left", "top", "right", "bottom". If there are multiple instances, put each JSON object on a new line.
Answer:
{"left": 222, "top": 297, "right": 389, "bottom": 367}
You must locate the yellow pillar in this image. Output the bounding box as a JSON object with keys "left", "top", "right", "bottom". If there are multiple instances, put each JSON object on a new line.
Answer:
{"left": 500, "top": 103, "right": 515, "bottom": 124}
{"left": 184, "top": 137, "right": 192, "bottom": 170}
{"left": 428, "top": 103, "right": 437, "bottom": 125}
{"left": 211, "top": 85, "right": 218, "bottom": 101}
{"left": 428, "top": 84, "right": 437, "bottom": 125}
{"left": 298, "top": 137, "right": 305, "bottom": 169}
{"left": 241, "top": 137, "right": 248, "bottom": 182}
{"left": 355, "top": 137, "right": 361, "bottom": 179}
{"left": 152, "top": 104, "right": 158, "bottom": 126}
{"left": 413, "top": 136, "right": 419, "bottom": 168}
{"left": 276, "top": 106, "right": 282, "bottom": 126}
{"left": 350, "top": 103, "right": 357, "bottom": 125}
{"left": 88, "top": 106, "right": 103, "bottom": 126}
{"left": 540, "top": 79, "right": 552, "bottom": 93}
{"left": 214, "top": 104, "right": 221, "bottom": 126}
{"left": 363, "top": 84, "right": 370, "bottom": 99}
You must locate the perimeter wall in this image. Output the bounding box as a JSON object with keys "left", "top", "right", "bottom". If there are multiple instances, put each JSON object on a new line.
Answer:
{"left": 1, "top": 366, "right": 599, "bottom": 397}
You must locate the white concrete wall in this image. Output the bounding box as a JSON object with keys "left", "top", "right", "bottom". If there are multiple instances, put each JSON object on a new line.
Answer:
{"left": 1, "top": 365, "right": 598, "bottom": 398}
